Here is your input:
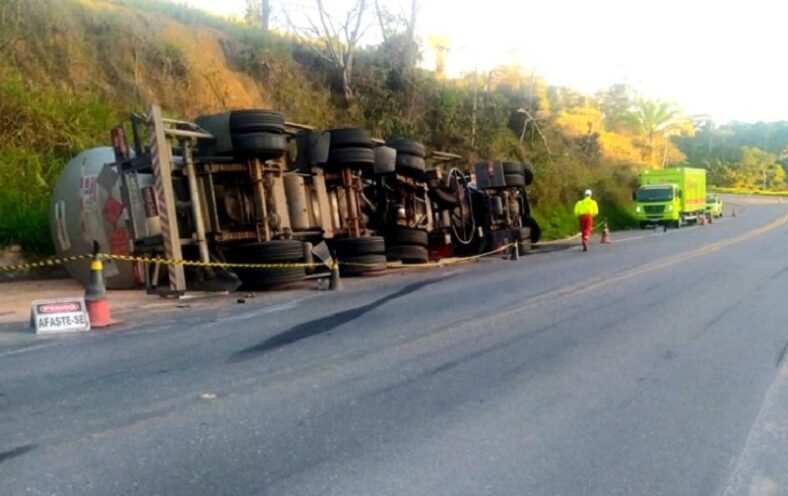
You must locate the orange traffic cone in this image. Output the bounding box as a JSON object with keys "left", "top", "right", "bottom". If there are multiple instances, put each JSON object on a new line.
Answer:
{"left": 84, "top": 242, "right": 119, "bottom": 328}
{"left": 600, "top": 221, "right": 612, "bottom": 244}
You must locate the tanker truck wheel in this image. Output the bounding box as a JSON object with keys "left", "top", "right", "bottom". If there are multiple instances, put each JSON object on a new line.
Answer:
{"left": 523, "top": 216, "right": 541, "bottom": 244}
{"left": 386, "top": 245, "right": 429, "bottom": 264}
{"left": 225, "top": 240, "right": 307, "bottom": 288}
{"left": 522, "top": 166, "right": 534, "bottom": 186}
{"left": 229, "top": 110, "right": 286, "bottom": 134}
{"left": 339, "top": 254, "right": 388, "bottom": 275}
{"left": 386, "top": 227, "right": 429, "bottom": 246}
{"left": 329, "top": 236, "right": 386, "bottom": 257}
{"left": 516, "top": 227, "right": 532, "bottom": 256}
{"left": 502, "top": 161, "right": 524, "bottom": 175}
{"left": 328, "top": 236, "right": 387, "bottom": 275}
{"left": 385, "top": 227, "right": 429, "bottom": 264}
{"left": 504, "top": 173, "right": 526, "bottom": 187}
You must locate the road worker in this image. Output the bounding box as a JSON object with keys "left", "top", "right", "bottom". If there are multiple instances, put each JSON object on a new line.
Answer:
{"left": 574, "top": 189, "right": 599, "bottom": 252}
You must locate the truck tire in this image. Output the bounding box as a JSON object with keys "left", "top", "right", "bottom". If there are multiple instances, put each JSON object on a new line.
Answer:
{"left": 387, "top": 138, "right": 426, "bottom": 158}
{"left": 329, "top": 236, "right": 386, "bottom": 257}
{"left": 229, "top": 110, "right": 285, "bottom": 134}
{"left": 523, "top": 216, "right": 541, "bottom": 243}
{"left": 224, "top": 240, "right": 306, "bottom": 288}
{"left": 639, "top": 222, "right": 649, "bottom": 230}
{"left": 523, "top": 167, "right": 534, "bottom": 186}
{"left": 504, "top": 173, "right": 525, "bottom": 187}
{"left": 516, "top": 227, "right": 532, "bottom": 255}
{"left": 327, "top": 147, "right": 375, "bottom": 167}
{"left": 235, "top": 266, "right": 307, "bottom": 288}
{"left": 395, "top": 154, "right": 426, "bottom": 176}
{"left": 502, "top": 161, "right": 524, "bottom": 175}
{"left": 386, "top": 227, "right": 428, "bottom": 246}
{"left": 339, "top": 254, "right": 387, "bottom": 275}
{"left": 226, "top": 240, "right": 306, "bottom": 262}
{"left": 329, "top": 128, "right": 372, "bottom": 149}
{"left": 231, "top": 132, "right": 288, "bottom": 155}
{"left": 386, "top": 245, "right": 429, "bottom": 264}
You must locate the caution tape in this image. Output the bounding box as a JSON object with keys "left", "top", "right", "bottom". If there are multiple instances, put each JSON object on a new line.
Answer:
{"left": 102, "top": 254, "right": 323, "bottom": 269}
{"left": 0, "top": 243, "right": 521, "bottom": 274}
{"left": 342, "top": 242, "right": 519, "bottom": 270}
{"left": 0, "top": 254, "right": 94, "bottom": 273}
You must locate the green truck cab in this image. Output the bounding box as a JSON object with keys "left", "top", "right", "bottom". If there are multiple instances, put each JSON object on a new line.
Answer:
{"left": 635, "top": 167, "right": 707, "bottom": 229}
{"left": 706, "top": 194, "right": 723, "bottom": 218}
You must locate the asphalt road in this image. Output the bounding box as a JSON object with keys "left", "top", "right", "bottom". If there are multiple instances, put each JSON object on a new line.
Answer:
{"left": 2, "top": 197, "right": 788, "bottom": 495}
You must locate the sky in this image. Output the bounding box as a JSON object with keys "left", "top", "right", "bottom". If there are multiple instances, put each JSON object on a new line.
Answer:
{"left": 181, "top": 0, "right": 788, "bottom": 124}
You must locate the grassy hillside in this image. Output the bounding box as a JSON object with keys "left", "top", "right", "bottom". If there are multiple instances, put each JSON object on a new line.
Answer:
{"left": 0, "top": 0, "right": 668, "bottom": 254}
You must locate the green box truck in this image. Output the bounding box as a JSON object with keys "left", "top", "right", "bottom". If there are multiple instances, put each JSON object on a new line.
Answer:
{"left": 635, "top": 167, "right": 706, "bottom": 229}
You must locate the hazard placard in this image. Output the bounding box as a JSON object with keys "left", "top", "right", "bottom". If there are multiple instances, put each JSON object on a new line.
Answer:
{"left": 31, "top": 298, "right": 91, "bottom": 335}
{"left": 102, "top": 195, "right": 125, "bottom": 225}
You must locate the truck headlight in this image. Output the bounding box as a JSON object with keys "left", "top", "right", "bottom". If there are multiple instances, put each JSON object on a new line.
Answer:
{"left": 668, "top": 205, "right": 674, "bottom": 211}
{"left": 636, "top": 206, "right": 641, "bottom": 213}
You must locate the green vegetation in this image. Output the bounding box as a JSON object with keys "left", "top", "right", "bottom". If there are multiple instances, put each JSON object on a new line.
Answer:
{"left": 675, "top": 121, "right": 788, "bottom": 191}
{"left": 5, "top": 0, "right": 763, "bottom": 254}
{"left": 0, "top": 69, "right": 115, "bottom": 253}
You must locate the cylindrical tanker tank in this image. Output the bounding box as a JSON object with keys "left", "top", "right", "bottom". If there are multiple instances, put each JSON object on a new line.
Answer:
{"left": 284, "top": 173, "right": 311, "bottom": 231}
{"left": 49, "top": 147, "right": 146, "bottom": 289}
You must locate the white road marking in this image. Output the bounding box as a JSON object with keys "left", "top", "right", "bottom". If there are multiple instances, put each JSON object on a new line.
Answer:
{"left": 0, "top": 342, "right": 51, "bottom": 358}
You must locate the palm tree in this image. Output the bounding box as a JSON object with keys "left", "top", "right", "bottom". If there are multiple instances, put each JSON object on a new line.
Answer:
{"left": 627, "top": 99, "right": 692, "bottom": 165}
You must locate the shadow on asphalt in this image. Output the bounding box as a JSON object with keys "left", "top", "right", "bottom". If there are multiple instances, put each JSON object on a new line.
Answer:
{"left": 227, "top": 276, "right": 453, "bottom": 363}
{"left": 0, "top": 444, "right": 35, "bottom": 465}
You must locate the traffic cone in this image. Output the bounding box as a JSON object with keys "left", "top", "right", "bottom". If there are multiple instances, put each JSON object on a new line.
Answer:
{"left": 328, "top": 254, "right": 342, "bottom": 291}
{"left": 510, "top": 242, "right": 520, "bottom": 261}
{"left": 600, "top": 221, "right": 612, "bottom": 244}
{"left": 84, "top": 242, "right": 119, "bottom": 328}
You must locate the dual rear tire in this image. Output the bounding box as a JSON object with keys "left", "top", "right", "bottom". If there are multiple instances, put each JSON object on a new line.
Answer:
{"left": 328, "top": 236, "right": 387, "bottom": 276}
{"left": 385, "top": 227, "right": 429, "bottom": 264}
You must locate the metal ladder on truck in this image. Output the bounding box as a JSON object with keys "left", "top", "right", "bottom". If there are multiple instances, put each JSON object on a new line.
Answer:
{"left": 115, "top": 104, "right": 214, "bottom": 297}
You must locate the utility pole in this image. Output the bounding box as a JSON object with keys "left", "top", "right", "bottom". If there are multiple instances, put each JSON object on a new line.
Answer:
{"left": 261, "top": 0, "right": 270, "bottom": 34}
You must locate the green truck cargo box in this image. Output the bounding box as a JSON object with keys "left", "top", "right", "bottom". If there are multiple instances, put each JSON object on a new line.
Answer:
{"left": 635, "top": 167, "right": 706, "bottom": 228}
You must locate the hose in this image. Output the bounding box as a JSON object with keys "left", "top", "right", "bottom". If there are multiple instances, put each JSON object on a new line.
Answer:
{"left": 448, "top": 167, "right": 476, "bottom": 245}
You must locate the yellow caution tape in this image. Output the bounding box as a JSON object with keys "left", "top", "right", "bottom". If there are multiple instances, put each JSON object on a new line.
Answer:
{"left": 341, "top": 242, "right": 519, "bottom": 269}
{"left": 0, "top": 242, "right": 521, "bottom": 273}
{"left": 102, "top": 254, "right": 323, "bottom": 269}
{"left": 0, "top": 254, "right": 94, "bottom": 273}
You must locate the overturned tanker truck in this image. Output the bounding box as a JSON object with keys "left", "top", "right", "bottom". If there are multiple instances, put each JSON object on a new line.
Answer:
{"left": 50, "top": 105, "right": 541, "bottom": 293}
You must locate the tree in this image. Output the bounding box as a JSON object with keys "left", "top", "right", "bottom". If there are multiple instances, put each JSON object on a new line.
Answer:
{"left": 626, "top": 98, "right": 692, "bottom": 165}
{"left": 373, "top": 0, "right": 420, "bottom": 116}
{"left": 244, "top": 0, "right": 260, "bottom": 25}
{"left": 596, "top": 83, "right": 634, "bottom": 131}
{"left": 287, "top": 0, "right": 370, "bottom": 106}
{"left": 426, "top": 34, "right": 449, "bottom": 79}
{"left": 738, "top": 146, "right": 779, "bottom": 189}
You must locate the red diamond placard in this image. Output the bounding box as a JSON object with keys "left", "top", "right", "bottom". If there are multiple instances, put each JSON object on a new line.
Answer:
{"left": 102, "top": 195, "right": 125, "bottom": 226}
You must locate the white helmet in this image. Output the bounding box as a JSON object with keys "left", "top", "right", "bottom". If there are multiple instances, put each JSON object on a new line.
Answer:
{"left": 584, "top": 189, "right": 592, "bottom": 197}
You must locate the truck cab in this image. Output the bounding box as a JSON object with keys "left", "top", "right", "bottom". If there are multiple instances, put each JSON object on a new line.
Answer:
{"left": 636, "top": 184, "right": 681, "bottom": 228}
{"left": 635, "top": 167, "right": 706, "bottom": 229}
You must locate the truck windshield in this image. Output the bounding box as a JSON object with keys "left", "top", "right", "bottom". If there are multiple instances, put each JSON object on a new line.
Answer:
{"left": 637, "top": 188, "right": 673, "bottom": 202}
